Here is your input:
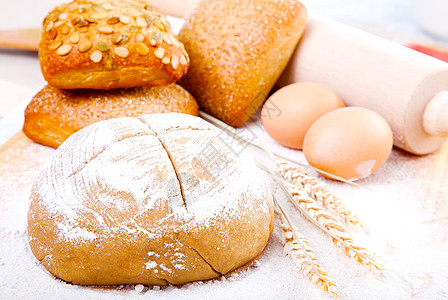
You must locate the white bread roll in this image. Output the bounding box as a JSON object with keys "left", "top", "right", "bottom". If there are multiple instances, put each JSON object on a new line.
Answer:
{"left": 27, "top": 113, "right": 274, "bottom": 286}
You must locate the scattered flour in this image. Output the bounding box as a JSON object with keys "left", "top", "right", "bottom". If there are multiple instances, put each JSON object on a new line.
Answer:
{"left": 134, "top": 285, "right": 144, "bottom": 293}
{"left": 1, "top": 116, "right": 448, "bottom": 299}
{"left": 57, "top": 223, "right": 98, "bottom": 242}
{"left": 145, "top": 261, "right": 157, "bottom": 270}
{"left": 355, "top": 159, "right": 376, "bottom": 178}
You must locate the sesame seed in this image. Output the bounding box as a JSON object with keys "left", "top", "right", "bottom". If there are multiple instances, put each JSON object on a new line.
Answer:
{"left": 119, "top": 16, "right": 130, "bottom": 24}
{"left": 91, "top": 11, "right": 108, "bottom": 20}
{"left": 130, "top": 26, "right": 142, "bottom": 33}
{"left": 136, "top": 17, "right": 147, "bottom": 27}
{"left": 107, "top": 17, "right": 120, "bottom": 24}
{"left": 98, "top": 26, "right": 113, "bottom": 34}
{"left": 171, "top": 55, "right": 179, "bottom": 69}
{"left": 77, "top": 19, "right": 88, "bottom": 27}
{"left": 112, "top": 32, "right": 122, "bottom": 44}
{"left": 120, "top": 35, "right": 129, "bottom": 45}
{"left": 86, "top": 16, "right": 98, "bottom": 23}
{"left": 90, "top": 50, "right": 102, "bottom": 62}
{"left": 61, "top": 25, "right": 70, "bottom": 35}
{"left": 168, "top": 34, "right": 178, "bottom": 45}
{"left": 47, "top": 28, "right": 57, "bottom": 40}
{"left": 150, "top": 31, "right": 161, "bottom": 45}
{"left": 45, "top": 21, "right": 54, "bottom": 32}
{"left": 135, "top": 43, "right": 149, "bottom": 55}
{"left": 162, "top": 56, "right": 170, "bottom": 64}
{"left": 96, "top": 42, "right": 109, "bottom": 51}
{"left": 162, "top": 35, "right": 173, "bottom": 45}
{"left": 135, "top": 33, "right": 145, "bottom": 42}
{"left": 48, "top": 40, "right": 62, "bottom": 50}
{"left": 92, "top": 5, "right": 105, "bottom": 11}
{"left": 114, "top": 46, "right": 129, "bottom": 57}
{"left": 179, "top": 54, "right": 187, "bottom": 65}
{"left": 56, "top": 44, "right": 72, "bottom": 56}
{"left": 154, "top": 47, "right": 165, "bottom": 59}
{"left": 78, "top": 40, "right": 92, "bottom": 52}
{"left": 54, "top": 20, "right": 67, "bottom": 27}
{"left": 143, "top": 14, "right": 152, "bottom": 26}
{"left": 70, "top": 32, "right": 80, "bottom": 44}
{"left": 154, "top": 20, "right": 164, "bottom": 31}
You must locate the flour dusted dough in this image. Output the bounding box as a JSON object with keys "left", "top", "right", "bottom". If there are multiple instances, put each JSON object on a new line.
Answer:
{"left": 27, "top": 113, "right": 274, "bottom": 286}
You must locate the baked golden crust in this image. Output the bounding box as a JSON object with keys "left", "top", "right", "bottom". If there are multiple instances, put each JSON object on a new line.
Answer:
{"left": 39, "top": 0, "right": 189, "bottom": 89}
{"left": 178, "top": 0, "right": 307, "bottom": 127}
{"left": 23, "top": 84, "right": 199, "bottom": 148}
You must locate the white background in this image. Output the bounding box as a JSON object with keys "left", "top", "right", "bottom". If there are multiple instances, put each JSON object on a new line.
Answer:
{"left": 0, "top": 2, "right": 447, "bottom": 299}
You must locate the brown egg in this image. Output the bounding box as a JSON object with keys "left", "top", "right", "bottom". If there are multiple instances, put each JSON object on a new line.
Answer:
{"left": 303, "top": 107, "right": 393, "bottom": 180}
{"left": 261, "top": 82, "right": 345, "bottom": 149}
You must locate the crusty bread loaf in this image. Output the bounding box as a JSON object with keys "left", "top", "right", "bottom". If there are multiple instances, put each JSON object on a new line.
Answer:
{"left": 27, "top": 113, "right": 274, "bottom": 286}
{"left": 23, "top": 84, "right": 198, "bottom": 148}
{"left": 39, "top": 0, "right": 189, "bottom": 89}
{"left": 178, "top": 0, "right": 307, "bottom": 127}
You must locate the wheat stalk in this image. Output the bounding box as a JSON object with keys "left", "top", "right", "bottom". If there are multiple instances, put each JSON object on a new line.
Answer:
{"left": 200, "top": 111, "right": 382, "bottom": 273}
{"left": 258, "top": 161, "right": 382, "bottom": 273}
{"left": 274, "top": 200, "right": 338, "bottom": 297}
{"left": 286, "top": 183, "right": 382, "bottom": 273}
{"left": 275, "top": 158, "right": 365, "bottom": 230}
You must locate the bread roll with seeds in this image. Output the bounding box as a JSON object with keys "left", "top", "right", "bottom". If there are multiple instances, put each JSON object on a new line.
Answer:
{"left": 23, "top": 84, "right": 198, "bottom": 148}
{"left": 39, "top": 0, "right": 189, "bottom": 90}
{"left": 28, "top": 113, "right": 274, "bottom": 285}
{"left": 178, "top": 0, "right": 307, "bottom": 127}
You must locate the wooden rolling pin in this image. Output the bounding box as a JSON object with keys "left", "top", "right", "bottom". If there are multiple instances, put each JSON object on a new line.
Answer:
{"left": 156, "top": 0, "right": 448, "bottom": 155}
{"left": 1, "top": 0, "right": 447, "bottom": 154}
{"left": 277, "top": 15, "right": 448, "bottom": 155}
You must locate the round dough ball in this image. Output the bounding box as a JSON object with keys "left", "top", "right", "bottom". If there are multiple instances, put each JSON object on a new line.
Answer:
{"left": 303, "top": 107, "right": 393, "bottom": 180}
{"left": 261, "top": 82, "right": 345, "bottom": 149}
{"left": 28, "top": 113, "right": 274, "bottom": 286}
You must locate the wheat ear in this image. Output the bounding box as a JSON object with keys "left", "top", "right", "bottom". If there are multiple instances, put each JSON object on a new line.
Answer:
{"left": 286, "top": 183, "right": 382, "bottom": 273}
{"left": 275, "top": 158, "right": 365, "bottom": 230}
{"left": 274, "top": 200, "right": 338, "bottom": 297}
{"left": 258, "top": 161, "right": 382, "bottom": 273}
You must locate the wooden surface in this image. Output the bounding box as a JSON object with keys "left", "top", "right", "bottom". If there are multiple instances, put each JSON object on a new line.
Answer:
{"left": 0, "top": 132, "right": 53, "bottom": 176}
{"left": 0, "top": 0, "right": 195, "bottom": 51}
{"left": 0, "top": 28, "right": 41, "bottom": 51}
